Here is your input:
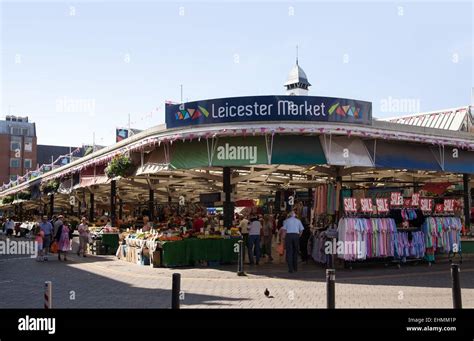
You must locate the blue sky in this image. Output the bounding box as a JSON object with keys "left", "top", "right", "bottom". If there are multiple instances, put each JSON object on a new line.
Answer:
{"left": 1, "top": 0, "right": 472, "bottom": 147}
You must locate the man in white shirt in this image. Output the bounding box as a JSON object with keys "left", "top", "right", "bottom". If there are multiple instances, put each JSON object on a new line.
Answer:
{"left": 282, "top": 211, "right": 304, "bottom": 273}
{"left": 238, "top": 215, "right": 249, "bottom": 261}
{"left": 247, "top": 216, "right": 262, "bottom": 265}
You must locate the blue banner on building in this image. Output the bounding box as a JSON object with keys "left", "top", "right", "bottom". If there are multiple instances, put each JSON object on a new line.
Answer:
{"left": 165, "top": 95, "right": 372, "bottom": 128}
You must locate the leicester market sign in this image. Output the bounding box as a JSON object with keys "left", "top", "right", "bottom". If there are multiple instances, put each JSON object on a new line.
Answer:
{"left": 166, "top": 95, "right": 372, "bottom": 128}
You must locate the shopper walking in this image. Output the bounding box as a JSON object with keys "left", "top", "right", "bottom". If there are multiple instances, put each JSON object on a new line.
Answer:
{"left": 247, "top": 216, "right": 262, "bottom": 265}
{"left": 77, "top": 217, "right": 90, "bottom": 257}
{"left": 57, "top": 223, "right": 71, "bottom": 261}
{"left": 53, "top": 215, "right": 64, "bottom": 239}
{"left": 39, "top": 216, "right": 53, "bottom": 261}
{"left": 263, "top": 215, "right": 273, "bottom": 262}
{"left": 34, "top": 225, "right": 44, "bottom": 262}
{"left": 283, "top": 211, "right": 304, "bottom": 273}
{"left": 4, "top": 217, "right": 15, "bottom": 236}
{"left": 238, "top": 215, "right": 249, "bottom": 261}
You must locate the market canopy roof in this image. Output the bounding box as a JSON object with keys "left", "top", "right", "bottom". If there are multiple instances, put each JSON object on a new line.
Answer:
{"left": 364, "top": 140, "right": 443, "bottom": 172}
{"left": 320, "top": 136, "right": 373, "bottom": 167}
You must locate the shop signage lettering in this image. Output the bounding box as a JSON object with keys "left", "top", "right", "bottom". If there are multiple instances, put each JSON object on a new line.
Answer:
{"left": 166, "top": 95, "right": 372, "bottom": 128}
{"left": 216, "top": 143, "right": 258, "bottom": 164}
{"left": 344, "top": 198, "right": 358, "bottom": 212}
{"left": 390, "top": 192, "right": 403, "bottom": 206}
{"left": 435, "top": 204, "right": 444, "bottom": 213}
{"left": 420, "top": 198, "right": 433, "bottom": 212}
{"left": 403, "top": 199, "right": 412, "bottom": 207}
{"left": 376, "top": 198, "right": 389, "bottom": 213}
{"left": 444, "top": 199, "right": 455, "bottom": 212}
{"left": 411, "top": 193, "right": 420, "bottom": 207}
{"left": 360, "top": 198, "right": 373, "bottom": 213}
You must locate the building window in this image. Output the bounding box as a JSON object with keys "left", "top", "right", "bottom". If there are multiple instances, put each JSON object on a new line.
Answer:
{"left": 24, "top": 137, "right": 33, "bottom": 152}
{"left": 10, "top": 136, "right": 21, "bottom": 152}
{"left": 24, "top": 159, "right": 32, "bottom": 169}
{"left": 9, "top": 175, "right": 18, "bottom": 182}
{"left": 22, "top": 128, "right": 29, "bottom": 136}
{"left": 10, "top": 158, "right": 20, "bottom": 168}
{"left": 10, "top": 127, "right": 21, "bottom": 135}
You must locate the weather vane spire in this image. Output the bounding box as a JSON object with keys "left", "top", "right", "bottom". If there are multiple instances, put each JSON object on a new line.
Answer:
{"left": 296, "top": 45, "right": 299, "bottom": 65}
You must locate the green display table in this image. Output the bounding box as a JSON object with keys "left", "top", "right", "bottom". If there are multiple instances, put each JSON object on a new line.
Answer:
{"left": 161, "top": 238, "right": 240, "bottom": 267}
{"left": 101, "top": 233, "right": 119, "bottom": 255}
{"left": 461, "top": 239, "right": 474, "bottom": 254}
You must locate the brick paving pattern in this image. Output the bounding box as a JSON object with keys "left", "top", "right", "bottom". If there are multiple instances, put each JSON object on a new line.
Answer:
{"left": 1, "top": 251, "right": 473, "bottom": 309}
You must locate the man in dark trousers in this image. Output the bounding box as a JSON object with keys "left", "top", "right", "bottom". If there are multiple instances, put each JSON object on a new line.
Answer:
{"left": 282, "top": 211, "right": 304, "bottom": 273}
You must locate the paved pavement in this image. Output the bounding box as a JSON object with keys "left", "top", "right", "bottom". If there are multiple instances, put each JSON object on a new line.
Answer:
{"left": 0, "top": 250, "right": 473, "bottom": 309}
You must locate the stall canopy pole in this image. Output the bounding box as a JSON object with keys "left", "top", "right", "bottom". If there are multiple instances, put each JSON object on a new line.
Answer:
{"left": 149, "top": 189, "right": 155, "bottom": 221}
{"left": 119, "top": 198, "right": 123, "bottom": 220}
{"left": 49, "top": 194, "right": 54, "bottom": 219}
{"left": 463, "top": 174, "right": 471, "bottom": 231}
{"left": 223, "top": 167, "right": 234, "bottom": 228}
{"left": 89, "top": 192, "right": 95, "bottom": 223}
{"left": 77, "top": 199, "right": 81, "bottom": 218}
{"left": 110, "top": 180, "right": 117, "bottom": 227}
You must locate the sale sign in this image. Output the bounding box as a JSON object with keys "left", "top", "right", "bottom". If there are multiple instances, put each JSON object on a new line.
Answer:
{"left": 444, "top": 199, "right": 455, "bottom": 212}
{"left": 435, "top": 204, "right": 444, "bottom": 213}
{"left": 403, "top": 199, "right": 412, "bottom": 207}
{"left": 390, "top": 192, "right": 403, "bottom": 206}
{"left": 411, "top": 193, "right": 420, "bottom": 207}
{"left": 360, "top": 198, "right": 373, "bottom": 213}
{"left": 344, "top": 198, "right": 358, "bottom": 212}
{"left": 376, "top": 198, "right": 389, "bottom": 213}
{"left": 420, "top": 198, "right": 433, "bottom": 212}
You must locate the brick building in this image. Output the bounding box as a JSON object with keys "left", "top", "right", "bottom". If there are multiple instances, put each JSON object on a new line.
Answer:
{"left": 0, "top": 116, "right": 37, "bottom": 186}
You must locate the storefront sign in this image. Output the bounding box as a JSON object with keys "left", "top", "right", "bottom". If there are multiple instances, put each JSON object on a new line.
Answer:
{"left": 360, "top": 198, "right": 373, "bottom": 213}
{"left": 344, "top": 198, "right": 358, "bottom": 212}
{"left": 444, "top": 199, "right": 455, "bottom": 212}
{"left": 376, "top": 198, "right": 389, "bottom": 213}
{"left": 403, "top": 199, "right": 412, "bottom": 207}
{"left": 166, "top": 95, "right": 372, "bottom": 128}
{"left": 411, "top": 193, "right": 420, "bottom": 207}
{"left": 390, "top": 192, "right": 403, "bottom": 206}
{"left": 435, "top": 204, "right": 444, "bottom": 213}
{"left": 420, "top": 198, "right": 433, "bottom": 212}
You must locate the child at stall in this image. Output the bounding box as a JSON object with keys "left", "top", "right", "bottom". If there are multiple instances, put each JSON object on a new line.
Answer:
{"left": 34, "top": 225, "right": 44, "bottom": 262}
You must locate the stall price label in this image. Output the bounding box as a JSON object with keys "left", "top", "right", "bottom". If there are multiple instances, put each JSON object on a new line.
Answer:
{"left": 344, "top": 198, "right": 358, "bottom": 212}
{"left": 435, "top": 204, "right": 444, "bottom": 213}
{"left": 390, "top": 192, "right": 403, "bottom": 206}
{"left": 360, "top": 198, "right": 373, "bottom": 213}
{"left": 420, "top": 198, "right": 433, "bottom": 212}
{"left": 444, "top": 199, "right": 455, "bottom": 212}
{"left": 411, "top": 193, "right": 420, "bottom": 207}
{"left": 376, "top": 198, "right": 389, "bottom": 213}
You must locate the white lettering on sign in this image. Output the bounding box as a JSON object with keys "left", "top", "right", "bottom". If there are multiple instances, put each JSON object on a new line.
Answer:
{"left": 411, "top": 193, "right": 420, "bottom": 207}
{"left": 376, "top": 198, "right": 389, "bottom": 213}
{"left": 277, "top": 100, "right": 326, "bottom": 117}
{"left": 420, "top": 198, "right": 433, "bottom": 212}
{"left": 179, "top": 196, "right": 185, "bottom": 206}
{"left": 69, "top": 196, "right": 75, "bottom": 206}
{"left": 344, "top": 198, "right": 358, "bottom": 212}
{"left": 390, "top": 192, "right": 403, "bottom": 206}
{"left": 216, "top": 143, "right": 257, "bottom": 164}
{"left": 360, "top": 198, "right": 373, "bottom": 213}
{"left": 444, "top": 199, "right": 455, "bottom": 212}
